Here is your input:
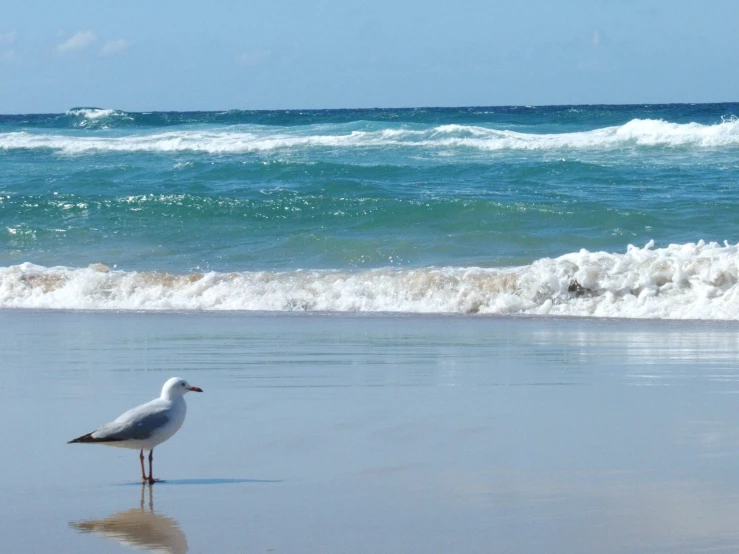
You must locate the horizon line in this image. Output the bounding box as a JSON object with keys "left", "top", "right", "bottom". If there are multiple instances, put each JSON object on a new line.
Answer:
{"left": 2, "top": 100, "right": 739, "bottom": 117}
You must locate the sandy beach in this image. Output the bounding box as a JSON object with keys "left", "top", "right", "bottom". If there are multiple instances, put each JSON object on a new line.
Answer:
{"left": 3, "top": 310, "right": 739, "bottom": 553}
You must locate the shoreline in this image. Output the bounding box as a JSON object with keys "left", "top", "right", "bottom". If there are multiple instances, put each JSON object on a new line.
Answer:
{"left": 4, "top": 305, "right": 739, "bottom": 326}
{"left": 3, "top": 309, "right": 739, "bottom": 552}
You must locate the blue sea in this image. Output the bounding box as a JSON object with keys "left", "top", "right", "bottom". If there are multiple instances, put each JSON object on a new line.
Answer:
{"left": 2, "top": 103, "right": 739, "bottom": 317}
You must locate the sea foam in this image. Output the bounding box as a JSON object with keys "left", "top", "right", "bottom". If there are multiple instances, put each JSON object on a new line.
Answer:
{"left": 2, "top": 241, "right": 739, "bottom": 319}
{"left": 63, "top": 108, "right": 133, "bottom": 128}
{"left": 65, "top": 108, "right": 120, "bottom": 119}
{"left": 2, "top": 118, "right": 739, "bottom": 154}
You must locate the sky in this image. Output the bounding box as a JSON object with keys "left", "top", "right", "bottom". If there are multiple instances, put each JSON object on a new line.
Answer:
{"left": 1, "top": 0, "right": 738, "bottom": 113}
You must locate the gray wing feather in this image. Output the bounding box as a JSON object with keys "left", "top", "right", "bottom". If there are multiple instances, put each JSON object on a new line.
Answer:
{"left": 92, "top": 406, "right": 170, "bottom": 441}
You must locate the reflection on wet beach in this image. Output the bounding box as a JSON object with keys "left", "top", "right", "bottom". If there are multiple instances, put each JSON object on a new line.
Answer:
{"left": 70, "top": 485, "right": 187, "bottom": 554}
{"left": 432, "top": 469, "right": 739, "bottom": 552}
{"left": 4, "top": 312, "right": 739, "bottom": 553}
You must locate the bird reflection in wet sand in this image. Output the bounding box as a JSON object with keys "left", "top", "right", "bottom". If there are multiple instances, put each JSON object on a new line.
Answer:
{"left": 70, "top": 484, "right": 188, "bottom": 554}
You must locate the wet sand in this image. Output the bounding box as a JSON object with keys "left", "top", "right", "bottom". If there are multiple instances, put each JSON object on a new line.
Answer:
{"left": 2, "top": 310, "right": 739, "bottom": 553}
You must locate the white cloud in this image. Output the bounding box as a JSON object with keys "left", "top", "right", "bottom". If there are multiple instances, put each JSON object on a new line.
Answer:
{"left": 0, "top": 32, "right": 17, "bottom": 64}
{"left": 57, "top": 30, "right": 96, "bottom": 53}
{"left": 238, "top": 48, "right": 271, "bottom": 67}
{"left": 0, "top": 31, "right": 16, "bottom": 45}
{"left": 100, "top": 39, "right": 129, "bottom": 57}
{"left": 592, "top": 29, "right": 601, "bottom": 47}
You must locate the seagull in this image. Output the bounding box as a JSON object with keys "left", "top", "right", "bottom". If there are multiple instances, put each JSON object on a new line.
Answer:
{"left": 68, "top": 377, "right": 203, "bottom": 484}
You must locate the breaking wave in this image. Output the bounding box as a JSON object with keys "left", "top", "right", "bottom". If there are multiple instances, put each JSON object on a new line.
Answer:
{"left": 2, "top": 118, "right": 739, "bottom": 154}
{"left": 65, "top": 108, "right": 121, "bottom": 120}
{"left": 64, "top": 107, "right": 134, "bottom": 128}
{"left": 3, "top": 241, "right": 739, "bottom": 319}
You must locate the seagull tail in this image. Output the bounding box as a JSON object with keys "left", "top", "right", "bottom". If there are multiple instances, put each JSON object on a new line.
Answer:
{"left": 68, "top": 432, "right": 104, "bottom": 444}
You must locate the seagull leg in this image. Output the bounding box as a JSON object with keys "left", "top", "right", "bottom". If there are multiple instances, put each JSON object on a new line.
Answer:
{"left": 147, "top": 448, "right": 163, "bottom": 484}
{"left": 139, "top": 449, "right": 147, "bottom": 482}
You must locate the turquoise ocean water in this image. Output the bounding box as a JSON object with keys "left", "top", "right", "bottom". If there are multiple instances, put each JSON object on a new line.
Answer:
{"left": 2, "top": 104, "right": 739, "bottom": 317}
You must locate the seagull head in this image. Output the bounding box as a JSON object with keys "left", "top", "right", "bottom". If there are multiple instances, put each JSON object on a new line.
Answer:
{"left": 161, "top": 377, "right": 204, "bottom": 399}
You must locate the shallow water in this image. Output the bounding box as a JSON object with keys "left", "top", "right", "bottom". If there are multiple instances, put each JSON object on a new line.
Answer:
{"left": 2, "top": 311, "right": 739, "bottom": 553}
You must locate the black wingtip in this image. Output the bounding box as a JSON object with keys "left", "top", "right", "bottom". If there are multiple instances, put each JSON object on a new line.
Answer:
{"left": 68, "top": 432, "right": 125, "bottom": 444}
{"left": 68, "top": 432, "right": 97, "bottom": 444}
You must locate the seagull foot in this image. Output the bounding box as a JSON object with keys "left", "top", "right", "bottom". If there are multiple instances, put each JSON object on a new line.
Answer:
{"left": 146, "top": 478, "right": 165, "bottom": 485}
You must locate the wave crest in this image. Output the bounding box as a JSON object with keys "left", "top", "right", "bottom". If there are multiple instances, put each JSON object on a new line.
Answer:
{"left": 63, "top": 107, "right": 133, "bottom": 128}
{"left": 3, "top": 241, "right": 739, "bottom": 319}
{"left": 2, "top": 118, "right": 739, "bottom": 154}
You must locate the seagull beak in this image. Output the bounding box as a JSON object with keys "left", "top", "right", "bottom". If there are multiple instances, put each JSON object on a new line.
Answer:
{"left": 188, "top": 386, "right": 203, "bottom": 392}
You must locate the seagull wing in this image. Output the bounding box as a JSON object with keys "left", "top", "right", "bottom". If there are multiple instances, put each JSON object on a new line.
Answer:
{"left": 69, "top": 399, "right": 171, "bottom": 443}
